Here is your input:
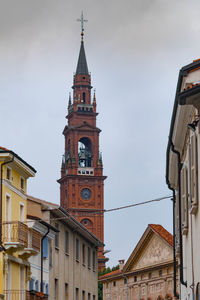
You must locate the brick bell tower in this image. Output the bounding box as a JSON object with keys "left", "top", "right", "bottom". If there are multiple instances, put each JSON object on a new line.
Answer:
{"left": 58, "top": 14, "right": 108, "bottom": 270}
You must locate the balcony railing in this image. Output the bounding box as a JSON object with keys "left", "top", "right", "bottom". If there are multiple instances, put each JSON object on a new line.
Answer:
{"left": 4, "top": 291, "right": 48, "bottom": 300}
{"left": 4, "top": 290, "right": 26, "bottom": 300}
{"left": 3, "top": 221, "right": 28, "bottom": 248}
{"left": 26, "top": 291, "right": 48, "bottom": 300}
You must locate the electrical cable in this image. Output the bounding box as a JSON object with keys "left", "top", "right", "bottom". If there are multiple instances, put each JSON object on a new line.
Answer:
{"left": 2, "top": 195, "right": 172, "bottom": 225}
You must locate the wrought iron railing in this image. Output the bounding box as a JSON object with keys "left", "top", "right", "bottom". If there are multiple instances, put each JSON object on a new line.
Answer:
{"left": 3, "top": 221, "right": 28, "bottom": 247}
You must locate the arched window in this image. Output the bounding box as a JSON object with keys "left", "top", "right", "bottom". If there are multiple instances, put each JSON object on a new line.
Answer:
{"left": 83, "top": 92, "right": 86, "bottom": 103}
{"left": 196, "top": 283, "right": 200, "bottom": 300}
{"left": 81, "top": 219, "right": 93, "bottom": 232}
{"left": 78, "top": 137, "right": 92, "bottom": 167}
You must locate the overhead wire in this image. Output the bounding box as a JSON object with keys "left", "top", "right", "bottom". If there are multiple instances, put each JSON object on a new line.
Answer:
{"left": 2, "top": 195, "right": 172, "bottom": 225}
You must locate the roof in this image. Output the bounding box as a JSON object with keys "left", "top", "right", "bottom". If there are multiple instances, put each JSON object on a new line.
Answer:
{"left": 0, "top": 147, "right": 36, "bottom": 174}
{"left": 0, "top": 146, "right": 9, "bottom": 151}
{"left": 76, "top": 41, "right": 89, "bottom": 75}
{"left": 99, "top": 269, "right": 121, "bottom": 280}
{"left": 27, "top": 195, "right": 104, "bottom": 248}
{"left": 100, "top": 224, "right": 173, "bottom": 281}
{"left": 166, "top": 58, "right": 200, "bottom": 189}
{"left": 148, "top": 224, "right": 173, "bottom": 246}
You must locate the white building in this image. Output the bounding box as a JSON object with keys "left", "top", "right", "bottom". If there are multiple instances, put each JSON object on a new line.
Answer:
{"left": 166, "top": 58, "right": 200, "bottom": 300}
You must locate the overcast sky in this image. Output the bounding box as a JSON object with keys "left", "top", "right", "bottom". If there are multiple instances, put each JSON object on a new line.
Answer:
{"left": 1, "top": 0, "right": 200, "bottom": 267}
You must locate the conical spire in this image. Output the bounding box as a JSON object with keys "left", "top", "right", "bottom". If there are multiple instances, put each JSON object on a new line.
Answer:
{"left": 76, "top": 41, "right": 89, "bottom": 75}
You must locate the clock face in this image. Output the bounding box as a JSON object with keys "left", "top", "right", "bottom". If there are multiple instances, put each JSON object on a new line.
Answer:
{"left": 81, "top": 188, "right": 92, "bottom": 200}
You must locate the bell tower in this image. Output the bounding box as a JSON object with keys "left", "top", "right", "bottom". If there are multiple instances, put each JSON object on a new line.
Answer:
{"left": 58, "top": 14, "right": 107, "bottom": 270}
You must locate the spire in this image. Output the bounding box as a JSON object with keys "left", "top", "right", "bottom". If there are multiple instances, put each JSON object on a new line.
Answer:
{"left": 76, "top": 41, "right": 89, "bottom": 75}
{"left": 76, "top": 12, "right": 89, "bottom": 75}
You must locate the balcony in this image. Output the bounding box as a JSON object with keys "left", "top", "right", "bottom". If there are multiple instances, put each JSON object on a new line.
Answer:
{"left": 26, "top": 291, "right": 48, "bottom": 300}
{"left": 3, "top": 221, "right": 28, "bottom": 251}
{"left": 19, "top": 228, "right": 40, "bottom": 258}
{"left": 3, "top": 291, "right": 48, "bottom": 300}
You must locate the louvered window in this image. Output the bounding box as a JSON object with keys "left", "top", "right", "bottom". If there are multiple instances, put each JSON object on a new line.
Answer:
{"left": 190, "top": 133, "right": 198, "bottom": 214}
{"left": 181, "top": 166, "right": 188, "bottom": 234}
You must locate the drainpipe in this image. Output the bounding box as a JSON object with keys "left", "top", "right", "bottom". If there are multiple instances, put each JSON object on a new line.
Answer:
{"left": 122, "top": 274, "right": 129, "bottom": 300}
{"left": 41, "top": 227, "right": 49, "bottom": 293}
{"left": 171, "top": 143, "right": 187, "bottom": 287}
{"left": 0, "top": 155, "right": 14, "bottom": 251}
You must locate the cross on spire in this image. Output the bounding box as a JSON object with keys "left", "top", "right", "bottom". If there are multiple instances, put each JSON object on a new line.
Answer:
{"left": 77, "top": 12, "right": 88, "bottom": 40}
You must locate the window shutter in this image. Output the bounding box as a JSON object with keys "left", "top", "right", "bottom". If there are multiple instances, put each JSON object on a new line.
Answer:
{"left": 190, "top": 133, "right": 198, "bottom": 214}
{"left": 175, "top": 192, "right": 180, "bottom": 256}
{"left": 181, "top": 166, "right": 188, "bottom": 234}
{"left": 43, "top": 237, "right": 48, "bottom": 258}
{"left": 30, "top": 278, "right": 34, "bottom": 290}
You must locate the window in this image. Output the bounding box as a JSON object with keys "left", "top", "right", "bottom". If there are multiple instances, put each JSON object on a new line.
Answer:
{"left": 92, "top": 250, "right": 95, "bottom": 271}
{"left": 6, "top": 167, "right": 12, "bottom": 181}
{"left": 19, "top": 203, "right": 24, "bottom": 222}
{"left": 190, "top": 133, "right": 198, "bottom": 213}
{"left": 30, "top": 278, "right": 34, "bottom": 291}
{"left": 93, "top": 296, "right": 95, "bottom": 300}
{"left": 76, "top": 238, "right": 79, "bottom": 261}
{"left": 113, "top": 281, "right": 116, "bottom": 287}
{"left": 55, "top": 279, "right": 58, "bottom": 300}
{"left": 35, "top": 280, "right": 39, "bottom": 292}
{"left": 65, "top": 231, "right": 69, "bottom": 254}
{"left": 88, "top": 293, "right": 91, "bottom": 300}
{"left": 46, "top": 284, "right": 49, "bottom": 295}
{"left": 82, "top": 290, "right": 85, "bottom": 300}
{"left": 134, "top": 276, "right": 137, "bottom": 282}
{"left": 159, "top": 270, "right": 162, "bottom": 277}
{"left": 88, "top": 247, "right": 91, "bottom": 268}
{"left": 65, "top": 283, "right": 68, "bottom": 300}
{"left": 148, "top": 272, "right": 152, "bottom": 279}
{"left": 55, "top": 223, "right": 59, "bottom": 249}
{"left": 124, "top": 278, "right": 127, "bottom": 284}
{"left": 181, "top": 165, "right": 188, "bottom": 234}
{"left": 43, "top": 237, "right": 48, "bottom": 258}
{"left": 76, "top": 288, "right": 79, "bottom": 300}
{"left": 20, "top": 177, "right": 25, "bottom": 191}
{"left": 82, "top": 244, "right": 85, "bottom": 265}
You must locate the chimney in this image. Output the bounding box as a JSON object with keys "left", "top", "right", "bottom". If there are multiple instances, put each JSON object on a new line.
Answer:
{"left": 118, "top": 259, "right": 125, "bottom": 270}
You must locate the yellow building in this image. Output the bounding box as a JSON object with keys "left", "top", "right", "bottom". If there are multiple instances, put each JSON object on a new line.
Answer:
{"left": 0, "top": 146, "right": 38, "bottom": 300}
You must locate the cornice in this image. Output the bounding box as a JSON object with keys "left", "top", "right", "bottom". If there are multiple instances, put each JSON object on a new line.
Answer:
{"left": 3, "top": 179, "right": 27, "bottom": 200}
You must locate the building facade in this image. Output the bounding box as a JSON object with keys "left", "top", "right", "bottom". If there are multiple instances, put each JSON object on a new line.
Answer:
{"left": 26, "top": 196, "right": 58, "bottom": 300}
{"left": 0, "top": 146, "right": 37, "bottom": 300}
{"left": 99, "top": 224, "right": 178, "bottom": 300}
{"left": 166, "top": 58, "right": 200, "bottom": 300}
{"left": 58, "top": 23, "right": 107, "bottom": 269}
{"left": 26, "top": 195, "right": 103, "bottom": 300}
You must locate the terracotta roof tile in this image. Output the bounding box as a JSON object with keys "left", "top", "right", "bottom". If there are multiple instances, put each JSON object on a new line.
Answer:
{"left": 149, "top": 224, "right": 173, "bottom": 246}
{"left": 99, "top": 269, "right": 121, "bottom": 280}
{"left": 0, "top": 146, "right": 9, "bottom": 151}
{"left": 184, "top": 82, "right": 200, "bottom": 90}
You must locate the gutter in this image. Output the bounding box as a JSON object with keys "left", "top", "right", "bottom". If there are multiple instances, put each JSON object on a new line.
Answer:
{"left": 0, "top": 155, "right": 14, "bottom": 251}
{"left": 170, "top": 143, "right": 187, "bottom": 288}
{"left": 166, "top": 172, "right": 179, "bottom": 298}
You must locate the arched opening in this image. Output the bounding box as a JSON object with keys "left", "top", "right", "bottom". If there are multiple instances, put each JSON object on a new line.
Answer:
{"left": 83, "top": 92, "right": 86, "bottom": 103}
{"left": 196, "top": 283, "right": 200, "bottom": 300}
{"left": 81, "top": 219, "right": 93, "bottom": 232}
{"left": 78, "top": 137, "right": 92, "bottom": 167}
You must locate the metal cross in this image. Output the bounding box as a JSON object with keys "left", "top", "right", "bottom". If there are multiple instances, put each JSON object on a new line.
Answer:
{"left": 77, "top": 12, "right": 88, "bottom": 38}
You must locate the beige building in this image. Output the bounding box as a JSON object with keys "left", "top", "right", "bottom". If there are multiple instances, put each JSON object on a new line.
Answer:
{"left": 166, "top": 58, "right": 200, "bottom": 300}
{"left": 99, "top": 224, "right": 178, "bottom": 300}
{"left": 27, "top": 195, "right": 103, "bottom": 300}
